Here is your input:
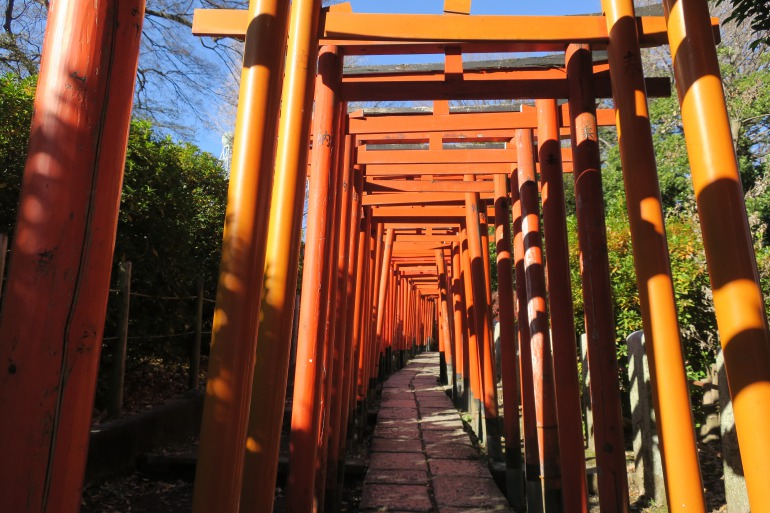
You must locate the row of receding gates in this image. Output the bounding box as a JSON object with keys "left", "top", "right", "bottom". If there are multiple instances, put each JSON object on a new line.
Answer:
{"left": 0, "top": 0, "right": 769, "bottom": 512}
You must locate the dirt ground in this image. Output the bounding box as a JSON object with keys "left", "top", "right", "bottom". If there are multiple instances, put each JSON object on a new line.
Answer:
{"left": 81, "top": 427, "right": 368, "bottom": 513}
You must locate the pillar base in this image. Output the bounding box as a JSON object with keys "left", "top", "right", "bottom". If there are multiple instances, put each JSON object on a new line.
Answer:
{"left": 505, "top": 452, "right": 526, "bottom": 513}
{"left": 484, "top": 415, "right": 503, "bottom": 462}
{"left": 525, "top": 468, "right": 545, "bottom": 513}
{"left": 439, "top": 351, "right": 448, "bottom": 384}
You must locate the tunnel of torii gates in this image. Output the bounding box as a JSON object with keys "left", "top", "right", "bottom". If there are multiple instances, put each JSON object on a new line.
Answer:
{"left": 1, "top": 0, "right": 770, "bottom": 512}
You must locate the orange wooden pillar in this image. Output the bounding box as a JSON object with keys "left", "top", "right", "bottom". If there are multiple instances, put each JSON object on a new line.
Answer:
{"left": 464, "top": 177, "right": 502, "bottom": 460}
{"left": 368, "top": 224, "right": 382, "bottom": 382}
{"left": 481, "top": 216, "right": 494, "bottom": 311}
{"left": 536, "top": 99, "right": 589, "bottom": 513}
{"left": 382, "top": 275, "right": 390, "bottom": 372}
{"left": 375, "top": 228, "right": 396, "bottom": 379}
{"left": 425, "top": 296, "right": 431, "bottom": 349}
{"left": 366, "top": 223, "right": 384, "bottom": 397}
{"left": 357, "top": 222, "right": 374, "bottom": 401}
{"left": 287, "top": 44, "right": 342, "bottom": 513}
{"left": 403, "top": 282, "right": 411, "bottom": 354}
{"left": 424, "top": 296, "right": 429, "bottom": 349}
{"left": 406, "top": 283, "right": 415, "bottom": 352}
{"left": 413, "top": 284, "right": 419, "bottom": 351}
{"left": 406, "top": 280, "right": 412, "bottom": 355}
{"left": 417, "top": 285, "right": 423, "bottom": 351}
{"left": 414, "top": 290, "right": 422, "bottom": 350}
{"left": 355, "top": 217, "right": 377, "bottom": 441}
{"left": 416, "top": 294, "right": 422, "bottom": 349}
{"left": 427, "top": 297, "right": 433, "bottom": 349}
{"left": 395, "top": 272, "right": 405, "bottom": 365}
{"left": 408, "top": 280, "right": 414, "bottom": 355}
{"left": 385, "top": 269, "right": 397, "bottom": 374}
{"left": 237, "top": 0, "right": 314, "bottom": 504}
{"left": 348, "top": 201, "right": 369, "bottom": 425}
{"left": 429, "top": 299, "right": 436, "bottom": 350}
{"left": 0, "top": 1, "right": 144, "bottom": 510}
{"left": 357, "top": 220, "right": 372, "bottom": 402}
{"left": 567, "top": 43, "right": 630, "bottom": 513}
{"left": 516, "top": 128, "right": 563, "bottom": 512}
{"left": 340, "top": 165, "right": 365, "bottom": 442}
{"left": 493, "top": 174, "right": 526, "bottom": 511}
{"left": 437, "top": 263, "right": 448, "bottom": 383}
{"left": 426, "top": 298, "right": 430, "bottom": 341}
{"left": 601, "top": 1, "right": 707, "bottom": 510}
{"left": 418, "top": 290, "right": 426, "bottom": 350}
{"left": 428, "top": 297, "right": 433, "bottom": 349}
{"left": 452, "top": 242, "right": 470, "bottom": 410}
{"left": 314, "top": 100, "right": 347, "bottom": 512}
{"left": 323, "top": 130, "right": 357, "bottom": 512}
{"left": 661, "top": 2, "right": 770, "bottom": 510}
{"left": 512, "top": 170, "right": 543, "bottom": 513}
{"left": 419, "top": 295, "right": 424, "bottom": 349}
{"left": 461, "top": 224, "right": 483, "bottom": 428}
{"left": 480, "top": 213, "right": 498, "bottom": 437}
{"left": 393, "top": 271, "right": 400, "bottom": 365}
{"left": 445, "top": 256, "right": 457, "bottom": 386}
{"left": 401, "top": 270, "right": 411, "bottom": 361}
{"left": 437, "top": 249, "right": 455, "bottom": 387}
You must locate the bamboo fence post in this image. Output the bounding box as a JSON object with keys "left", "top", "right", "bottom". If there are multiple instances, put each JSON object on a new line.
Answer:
{"left": 0, "top": 233, "right": 7, "bottom": 301}
{"left": 190, "top": 278, "right": 205, "bottom": 389}
{"left": 109, "top": 261, "right": 132, "bottom": 418}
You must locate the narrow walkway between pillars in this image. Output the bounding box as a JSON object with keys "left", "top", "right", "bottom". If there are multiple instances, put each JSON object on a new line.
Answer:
{"left": 362, "top": 353, "right": 512, "bottom": 512}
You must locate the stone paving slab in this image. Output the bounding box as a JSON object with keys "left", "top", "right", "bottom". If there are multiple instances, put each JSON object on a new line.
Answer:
{"left": 384, "top": 379, "right": 412, "bottom": 386}
{"left": 365, "top": 469, "right": 429, "bottom": 485}
{"left": 377, "top": 418, "right": 420, "bottom": 428}
{"left": 428, "top": 458, "right": 490, "bottom": 477}
{"left": 439, "top": 507, "right": 514, "bottom": 513}
{"left": 382, "top": 391, "right": 416, "bottom": 400}
{"left": 419, "top": 406, "right": 456, "bottom": 415}
{"left": 361, "top": 484, "right": 432, "bottom": 511}
{"left": 420, "top": 429, "right": 468, "bottom": 444}
{"left": 378, "top": 407, "right": 420, "bottom": 419}
{"left": 369, "top": 452, "right": 426, "bottom": 470}
{"left": 420, "top": 410, "right": 462, "bottom": 420}
{"left": 419, "top": 419, "right": 465, "bottom": 430}
{"left": 371, "top": 438, "right": 424, "bottom": 453}
{"left": 362, "top": 354, "right": 511, "bottom": 513}
{"left": 380, "top": 399, "right": 417, "bottom": 408}
{"left": 415, "top": 392, "right": 449, "bottom": 400}
{"left": 432, "top": 476, "right": 509, "bottom": 508}
{"left": 425, "top": 442, "right": 478, "bottom": 459}
{"left": 417, "top": 398, "right": 455, "bottom": 407}
{"left": 374, "top": 426, "right": 420, "bottom": 439}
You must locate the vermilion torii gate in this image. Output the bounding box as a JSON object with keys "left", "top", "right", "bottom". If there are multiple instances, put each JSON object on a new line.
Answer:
{"left": 1, "top": 0, "right": 769, "bottom": 513}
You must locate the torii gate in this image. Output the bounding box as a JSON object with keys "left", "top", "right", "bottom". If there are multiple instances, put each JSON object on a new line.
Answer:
{"left": 0, "top": 1, "right": 769, "bottom": 513}
{"left": 191, "top": 1, "right": 770, "bottom": 512}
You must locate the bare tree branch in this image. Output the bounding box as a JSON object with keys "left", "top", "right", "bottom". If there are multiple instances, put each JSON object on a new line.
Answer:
{"left": 4, "top": 0, "right": 15, "bottom": 33}
{"left": 145, "top": 8, "right": 192, "bottom": 28}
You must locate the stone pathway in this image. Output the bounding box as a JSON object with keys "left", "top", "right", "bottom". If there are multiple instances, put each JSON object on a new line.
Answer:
{"left": 361, "top": 353, "right": 513, "bottom": 513}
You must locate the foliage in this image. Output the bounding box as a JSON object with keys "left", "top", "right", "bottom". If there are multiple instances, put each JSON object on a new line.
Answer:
{"left": 109, "top": 119, "right": 228, "bottom": 358}
{"left": 488, "top": 224, "right": 498, "bottom": 294}
{"left": 0, "top": 73, "right": 35, "bottom": 236}
{"left": 566, "top": 20, "right": 770, "bottom": 398}
{"left": 0, "top": 73, "right": 228, "bottom": 392}
{"left": 559, "top": 29, "right": 770, "bottom": 420}
{"left": 715, "top": 0, "right": 770, "bottom": 49}
{"left": 579, "top": 106, "right": 719, "bottom": 390}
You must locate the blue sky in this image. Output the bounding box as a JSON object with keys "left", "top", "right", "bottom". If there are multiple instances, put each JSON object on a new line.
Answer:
{"left": 352, "top": 0, "right": 599, "bottom": 15}
{"left": 194, "top": 0, "right": 601, "bottom": 154}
